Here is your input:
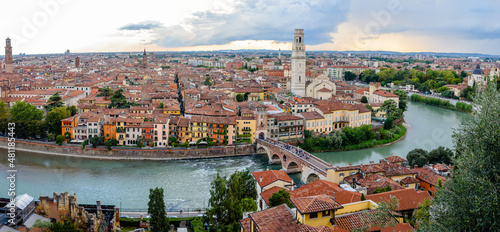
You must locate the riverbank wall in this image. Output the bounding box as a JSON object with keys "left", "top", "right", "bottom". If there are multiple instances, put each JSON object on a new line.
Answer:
{"left": 0, "top": 137, "right": 256, "bottom": 161}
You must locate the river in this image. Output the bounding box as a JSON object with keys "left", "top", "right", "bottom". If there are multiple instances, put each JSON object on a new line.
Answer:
{"left": 0, "top": 101, "right": 465, "bottom": 211}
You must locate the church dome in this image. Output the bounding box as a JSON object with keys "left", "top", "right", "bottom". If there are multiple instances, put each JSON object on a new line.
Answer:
{"left": 472, "top": 64, "right": 484, "bottom": 75}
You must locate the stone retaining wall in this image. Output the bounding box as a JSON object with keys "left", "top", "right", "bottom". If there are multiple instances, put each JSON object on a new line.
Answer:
{"left": 0, "top": 137, "right": 256, "bottom": 161}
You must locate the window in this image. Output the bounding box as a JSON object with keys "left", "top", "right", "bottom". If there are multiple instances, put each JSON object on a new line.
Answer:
{"left": 309, "top": 212, "right": 318, "bottom": 219}
{"left": 323, "top": 210, "right": 331, "bottom": 217}
{"left": 339, "top": 173, "right": 344, "bottom": 177}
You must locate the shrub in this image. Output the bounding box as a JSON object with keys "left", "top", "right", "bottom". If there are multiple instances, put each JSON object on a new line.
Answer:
{"left": 394, "top": 126, "right": 401, "bottom": 134}
{"left": 374, "top": 131, "right": 381, "bottom": 140}
{"left": 384, "top": 117, "right": 394, "bottom": 129}
{"left": 55, "top": 135, "right": 65, "bottom": 145}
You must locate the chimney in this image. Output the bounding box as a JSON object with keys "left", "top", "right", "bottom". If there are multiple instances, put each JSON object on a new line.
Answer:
{"left": 260, "top": 175, "right": 263, "bottom": 183}
{"left": 414, "top": 165, "right": 418, "bottom": 169}
{"left": 267, "top": 166, "right": 270, "bottom": 171}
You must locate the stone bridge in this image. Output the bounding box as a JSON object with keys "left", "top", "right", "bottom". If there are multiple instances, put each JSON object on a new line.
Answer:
{"left": 256, "top": 138, "right": 333, "bottom": 184}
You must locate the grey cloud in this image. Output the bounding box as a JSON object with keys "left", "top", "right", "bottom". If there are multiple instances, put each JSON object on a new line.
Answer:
{"left": 150, "top": 0, "right": 351, "bottom": 47}
{"left": 119, "top": 21, "right": 163, "bottom": 31}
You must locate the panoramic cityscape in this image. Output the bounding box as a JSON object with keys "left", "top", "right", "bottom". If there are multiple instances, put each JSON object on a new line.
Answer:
{"left": 0, "top": 1, "right": 499, "bottom": 232}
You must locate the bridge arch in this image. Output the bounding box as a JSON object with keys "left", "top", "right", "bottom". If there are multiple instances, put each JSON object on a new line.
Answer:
{"left": 270, "top": 154, "right": 281, "bottom": 164}
{"left": 286, "top": 161, "right": 301, "bottom": 173}
{"left": 306, "top": 173, "right": 320, "bottom": 183}
{"left": 256, "top": 146, "right": 267, "bottom": 154}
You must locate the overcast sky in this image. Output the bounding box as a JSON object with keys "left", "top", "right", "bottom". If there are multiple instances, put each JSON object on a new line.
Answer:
{"left": 2, "top": 0, "right": 500, "bottom": 55}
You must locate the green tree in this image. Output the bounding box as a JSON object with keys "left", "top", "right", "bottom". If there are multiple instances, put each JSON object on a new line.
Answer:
{"left": 148, "top": 187, "right": 170, "bottom": 232}
{"left": 67, "top": 105, "right": 78, "bottom": 116}
{"left": 240, "top": 198, "right": 257, "bottom": 212}
{"left": 344, "top": 71, "right": 357, "bottom": 81}
{"left": 428, "top": 146, "right": 454, "bottom": 165}
{"left": 206, "top": 170, "right": 257, "bottom": 231}
{"left": 56, "top": 135, "right": 65, "bottom": 145}
{"left": 45, "top": 92, "right": 64, "bottom": 112}
{"left": 104, "top": 139, "right": 113, "bottom": 150}
{"left": 372, "top": 185, "right": 393, "bottom": 194}
{"left": 243, "top": 92, "right": 250, "bottom": 101}
{"left": 203, "top": 76, "right": 212, "bottom": 86}
{"left": 379, "top": 100, "right": 403, "bottom": 120}
{"left": 49, "top": 220, "right": 80, "bottom": 231}
{"left": 441, "top": 90, "right": 455, "bottom": 98}
{"left": 90, "top": 136, "right": 104, "bottom": 148}
{"left": 0, "top": 100, "right": 9, "bottom": 120}
{"left": 422, "top": 82, "right": 500, "bottom": 231}
{"left": 109, "top": 89, "right": 127, "bottom": 108}
{"left": 406, "top": 148, "right": 429, "bottom": 167}
{"left": 365, "top": 105, "right": 376, "bottom": 117}
{"left": 361, "top": 96, "right": 368, "bottom": 103}
{"left": 32, "top": 219, "right": 51, "bottom": 229}
{"left": 97, "top": 87, "right": 114, "bottom": 99}
{"left": 46, "top": 107, "right": 71, "bottom": 135}
{"left": 159, "top": 102, "right": 164, "bottom": 109}
{"left": 137, "top": 136, "right": 145, "bottom": 148}
{"left": 360, "top": 193, "right": 366, "bottom": 201}
{"left": 460, "top": 86, "right": 475, "bottom": 101}
{"left": 384, "top": 117, "right": 394, "bottom": 130}
{"left": 10, "top": 101, "right": 44, "bottom": 121}
{"left": 268, "top": 189, "right": 293, "bottom": 208}
{"left": 235, "top": 93, "right": 245, "bottom": 102}
{"left": 412, "top": 198, "right": 432, "bottom": 226}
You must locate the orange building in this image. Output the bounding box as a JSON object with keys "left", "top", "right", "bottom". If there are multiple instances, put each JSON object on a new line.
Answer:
{"left": 103, "top": 118, "right": 117, "bottom": 141}
{"left": 61, "top": 115, "right": 78, "bottom": 139}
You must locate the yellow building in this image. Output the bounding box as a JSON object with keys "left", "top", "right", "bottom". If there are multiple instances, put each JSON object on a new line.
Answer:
{"left": 190, "top": 117, "right": 208, "bottom": 144}
{"left": 335, "top": 200, "right": 378, "bottom": 216}
{"left": 177, "top": 117, "right": 191, "bottom": 143}
{"left": 299, "top": 111, "right": 327, "bottom": 134}
{"left": 326, "top": 165, "right": 361, "bottom": 183}
{"left": 291, "top": 194, "right": 343, "bottom": 228}
{"left": 236, "top": 116, "right": 257, "bottom": 143}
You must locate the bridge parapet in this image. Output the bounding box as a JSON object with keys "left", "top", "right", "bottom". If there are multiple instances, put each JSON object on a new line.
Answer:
{"left": 256, "top": 139, "right": 332, "bottom": 179}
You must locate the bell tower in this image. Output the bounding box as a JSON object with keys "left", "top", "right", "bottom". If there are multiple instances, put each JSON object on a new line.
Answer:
{"left": 5, "top": 38, "right": 13, "bottom": 73}
{"left": 291, "top": 29, "right": 306, "bottom": 96}
{"left": 142, "top": 49, "right": 147, "bottom": 69}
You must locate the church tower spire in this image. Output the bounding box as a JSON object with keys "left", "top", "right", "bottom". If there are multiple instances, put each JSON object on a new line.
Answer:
{"left": 142, "top": 49, "right": 147, "bottom": 69}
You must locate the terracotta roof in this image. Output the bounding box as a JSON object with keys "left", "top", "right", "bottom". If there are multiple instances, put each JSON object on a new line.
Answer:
{"left": 317, "top": 88, "right": 332, "bottom": 93}
{"left": 366, "top": 188, "right": 431, "bottom": 212}
{"left": 414, "top": 166, "right": 446, "bottom": 187}
{"left": 290, "top": 179, "right": 361, "bottom": 205}
{"left": 252, "top": 170, "right": 293, "bottom": 188}
{"left": 247, "top": 204, "right": 301, "bottom": 232}
{"left": 239, "top": 217, "right": 251, "bottom": 232}
{"left": 335, "top": 209, "right": 399, "bottom": 231}
{"left": 373, "top": 89, "right": 398, "bottom": 98}
{"left": 291, "top": 194, "right": 342, "bottom": 214}
{"left": 384, "top": 155, "right": 407, "bottom": 163}
{"left": 300, "top": 111, "right": 324, "bottom": 120}
{"left": 260, "top": 186, "right": 287, "bottom": 205}
{"left": 275, "top": 114, "right": 303, "bottom": 121}
{"left": 345, "top": 174, "right": 405, "bottom": 195}
{"left": 300, "top": 225, "right": 347, "bottom": 232}
{"left": 400, "top": 176, "right": 420, "bottom": 184}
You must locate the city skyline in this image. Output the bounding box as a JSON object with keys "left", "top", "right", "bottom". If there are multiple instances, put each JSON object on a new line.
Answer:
{"left": 1, "top": 0, "right": 500, "bottom": 55}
